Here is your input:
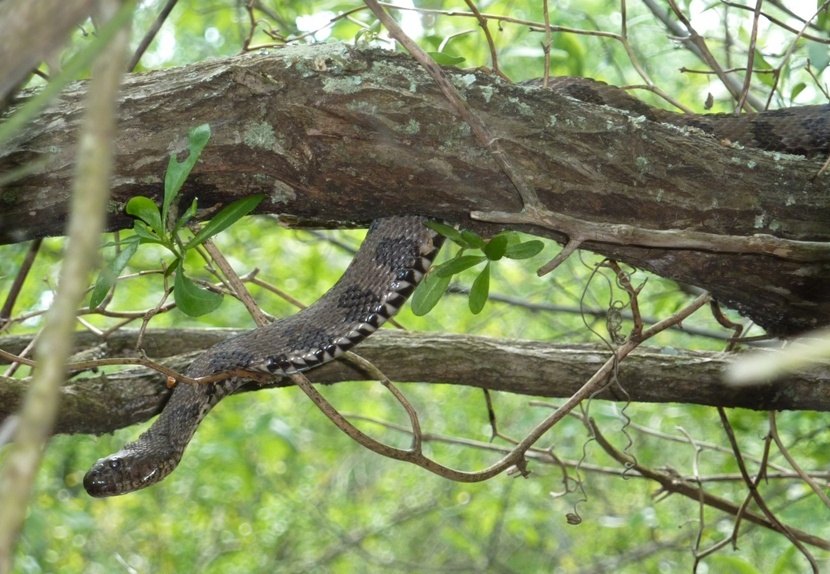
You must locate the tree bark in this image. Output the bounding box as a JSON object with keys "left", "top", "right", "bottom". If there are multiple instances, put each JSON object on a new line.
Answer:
{"left": 1, "top": 44, "right": 829, "bottom": 334}
{"left": 1, "top": 328, "right": 827, "bottom": 436}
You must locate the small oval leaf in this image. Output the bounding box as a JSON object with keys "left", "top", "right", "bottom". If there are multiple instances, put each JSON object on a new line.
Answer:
{"left": 484, "top": 234, "right": 509, "bottom": 261}
{"left": 469, "top": 262, "right": 490, "bottom": 314}
{"left": 174, "top": 270, "right": 223, "bottom": 317}
{"left": 434, "top": 255, "right": 487, "bottom": 277}
{"left": 504, "top": 240, "right": 544, "bottom": 260}
{"left": 410, "top": 270, "right": 451, "bottom": 316}
{"left": 428, "top": 52, "right": 466, "bottom": 66}
{"left": 126, "top": 196, "right": 163, "bottom": 237}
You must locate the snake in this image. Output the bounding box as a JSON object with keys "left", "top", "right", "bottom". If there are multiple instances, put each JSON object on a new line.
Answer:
{"left": 83, "top": 78, "right": 830, "bottom": 497}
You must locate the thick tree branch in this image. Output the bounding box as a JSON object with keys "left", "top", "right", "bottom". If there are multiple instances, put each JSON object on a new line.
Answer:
{"left": 0, "top": 329, "right": 827, "bottom": 437}
{"left": 1, "top": 45, "right": 829, "bottom": 334}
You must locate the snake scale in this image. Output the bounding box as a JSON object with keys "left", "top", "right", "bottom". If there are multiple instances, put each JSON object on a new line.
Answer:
{"left": 83, "top": 77, "right": 830, "bottom": 497}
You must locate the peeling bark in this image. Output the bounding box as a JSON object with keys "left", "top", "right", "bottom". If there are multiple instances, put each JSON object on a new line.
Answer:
{"left": 1, "top": 329, "right": 827, "bottom": 436}
{"left": 1, "top": 44, "right": 829, "bottom": 333}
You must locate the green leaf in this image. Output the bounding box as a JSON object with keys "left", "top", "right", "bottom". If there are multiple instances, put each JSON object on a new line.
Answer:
{"left": 434, "top": 255, "right": 487, "bottom": 277}
{"left": 163, "top": 123, "right": 211, "bottom": 225}
{"left": 459, "top": 230, "right": 487, "bottom": 250}
{"left": 183, "top": 194, "right": 264, "bottom": 249}
{"left": 424, "top": 221, "right": 463, "bottom": 243}
{"left": 89, "top": 238, "right": 140, "bottom": 309}
{"left": 410, "top": 270, "right": 451, "bottom": 316}
{"left": 132, "top": 220, "right": 163, "bottom": 244}
{"left": 174, "top": 270, "right": 223, "bottom": 317}
{"left": 505, "top": 240, "right": 544, "bottom": 260}
{"left": 428, "top": 52, "right": 466, "bottom": 66}
{"left": 789, "top": 82, "right": 806, "bottom": 102}
{"left": 484, "top": 234, "right": 509, "bottom": 260}
{"left": 126, "top": 196, "right": 163, "bottom": 237}
{"left": 469, "top": 262, "right": 490, "bottom": 314}
{"left": 173, "top": 199, "right": 199, "bottom": 236}
{"left": 808, "top": 41, "right": 830, "bottom": 74}
{"left": 0, "top": 1, "right": 136, "bottom": 149}
{"left": 165, "top": 257, "right": 180, "bottom": 278}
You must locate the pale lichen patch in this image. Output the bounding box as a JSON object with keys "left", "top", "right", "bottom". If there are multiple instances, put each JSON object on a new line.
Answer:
{"left": 107, "top": 200, "right": 125, "bottom": 214}
{"left": 347, "top": 101, "right": 377, "bottom": 114}
{"left": 401, "top": 119, "right": 420, "bottom": 135}
{"left": 322, "top": 75, "right": 362, "bottom": 94}
{"left": 479, "top": 85, "right": 495, "bottom": 103}
{"left": 271, "top": 180, "right": 296, "bottom": 204}
{"left": 754, "top": 212, "right": 768, "bottom": 228}
{"left": 244, "top": 122, "right": 276, "bottom": 150}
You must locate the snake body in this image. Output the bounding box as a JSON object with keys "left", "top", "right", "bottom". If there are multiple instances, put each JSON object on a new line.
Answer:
{"left": 84, "top": 217, "right": 443, "bottom": 496}
{"left": 84, "top": 79, "right": 830, "bottom": 497}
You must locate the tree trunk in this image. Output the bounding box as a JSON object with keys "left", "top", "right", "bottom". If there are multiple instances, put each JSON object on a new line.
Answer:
{"left": 1, "top": 44, "right": 829, "bottom": 334}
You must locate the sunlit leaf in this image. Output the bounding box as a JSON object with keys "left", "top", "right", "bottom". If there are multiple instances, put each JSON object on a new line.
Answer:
{"left": 132, "top": 220, "right": 163, "bottom": 244}
{"left": 469, "top": 262, "right": 490, "bottom": 314}
{"left": 183, "top": 194, "right": 264, "bottom": 249}
{"left": 163, "top": 123, "right": 211, "bottom": 225}
{"left": 428, "top": 52, "right": 466, "bottom": 66}
{"left": 174, "top": 270, "right": 223, "bottom": 317}
{"left": 126, "top": 196, "right": 163, "bottom": 237}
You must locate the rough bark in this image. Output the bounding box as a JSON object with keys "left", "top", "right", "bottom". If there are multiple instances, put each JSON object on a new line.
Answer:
{"left": 1, "top": 329, "right": 827, "bottom": 436}
{"left": 1, "top": 44, "right": 829, "bottom": 334}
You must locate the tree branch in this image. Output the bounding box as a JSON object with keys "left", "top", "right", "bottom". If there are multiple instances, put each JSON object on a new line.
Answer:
{"left": 1, "top": 328, "right": 828, "bottom": 438}
{"left": 2, "top": 45, "right": 829, "bottom": 334}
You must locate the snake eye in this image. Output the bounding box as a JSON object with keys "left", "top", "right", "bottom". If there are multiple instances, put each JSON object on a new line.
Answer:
{"left": 108, "top": 459, "right": 121, "bottom": 470}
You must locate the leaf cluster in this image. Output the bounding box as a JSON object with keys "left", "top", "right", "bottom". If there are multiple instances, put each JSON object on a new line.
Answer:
{"left": 411, "top": 221, "right": 543, "bottom": 316}
{"left": 90, "top": 124, "right": 263, "bottom": 316}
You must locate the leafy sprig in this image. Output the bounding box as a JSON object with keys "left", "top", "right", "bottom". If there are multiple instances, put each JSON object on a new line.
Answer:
{"left": 411, "top": 221, "right": 544, "bottom": 316}
{"left": 90, "top": 124, "right": 264, "bottom": 316}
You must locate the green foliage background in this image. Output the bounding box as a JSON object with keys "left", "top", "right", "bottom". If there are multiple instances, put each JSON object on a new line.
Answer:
{"left": 2, "top": 0, "right": 829, "bottom": 572}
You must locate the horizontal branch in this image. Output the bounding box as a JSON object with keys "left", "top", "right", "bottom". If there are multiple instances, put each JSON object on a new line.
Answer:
{"left": 0, "top": 328, "right": 827, "bottom": 436}
{"left": 2, "top": 44, "right": 830, "bottom": 334}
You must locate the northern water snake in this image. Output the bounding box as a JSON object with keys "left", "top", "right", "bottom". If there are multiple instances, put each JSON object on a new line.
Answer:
{"left": 83, "top": 78, "right": 830, "bottom": 497}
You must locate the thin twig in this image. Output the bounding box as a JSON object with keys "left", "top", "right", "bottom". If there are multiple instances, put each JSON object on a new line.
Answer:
{"left": 769, "top": 411, "right": 830, "bottom": 510}
{"left": 717, "top": 407, "right": 819, "bottom": 571}
{"left": 0, "top": 239, "right": 41, "bottom": 330}
{"left": 126, "top": 0, "right": 178, "bottom": 72}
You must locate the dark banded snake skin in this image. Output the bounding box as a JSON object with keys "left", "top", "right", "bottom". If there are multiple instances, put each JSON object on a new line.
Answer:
{"left": 84, "top": 78, "right": 830, "bottom": 497}
{"left": 84, "top": 217, "right": 443, "bottom": 496}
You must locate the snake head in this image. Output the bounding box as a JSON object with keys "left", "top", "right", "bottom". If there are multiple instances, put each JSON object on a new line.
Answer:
{"left": 83, "top": 447, "right": 169, "bottom": 498}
